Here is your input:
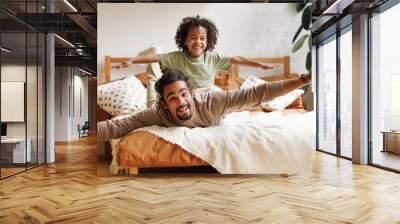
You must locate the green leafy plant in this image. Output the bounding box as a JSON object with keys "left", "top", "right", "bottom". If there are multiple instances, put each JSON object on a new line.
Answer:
{"left": 292, "top": 2, "right": 312, "bottom": 91}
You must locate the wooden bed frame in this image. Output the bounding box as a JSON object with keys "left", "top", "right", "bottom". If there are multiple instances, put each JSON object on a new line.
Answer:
{"left": 233, "top": 56, "right": 291, "bottom": 82}
{"left": 101, "top": 55, "right": 296, "bottom": 175}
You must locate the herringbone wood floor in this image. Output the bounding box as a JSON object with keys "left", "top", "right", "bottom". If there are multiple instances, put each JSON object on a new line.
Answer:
{"left": 1, "top": 136, "right": 400, "bottom": 224}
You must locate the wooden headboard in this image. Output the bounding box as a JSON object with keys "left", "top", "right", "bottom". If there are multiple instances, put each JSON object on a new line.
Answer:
{"left": 104, "top": 56, "right": 129, "bottom": 83}
{"left": 103, "top": 56, "right": 149, "bottom": 85}
{"left": 232, "top": 56, "right": 294, "bottom": 84}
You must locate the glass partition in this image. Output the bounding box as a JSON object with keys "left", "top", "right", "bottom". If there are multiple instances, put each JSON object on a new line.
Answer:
{"left": 317, "top": 36, "right": 337, "bottom": 155}
{"left": 27, "top": 30, "right": 38, "bottom": 169}
{"left": 339, "top": 28, "right": 352, "bottom": 158}
{"left": 370, "top": 3, "right": 400, "bottom": 171}
{"left": 1, "top": 31, "right": 28, "bottom": 177}
{"left": 38, "top": 32, "right": 46, "bottom": 165}
{"left": 0, "top": 1, "right": 46, "bottom": 179}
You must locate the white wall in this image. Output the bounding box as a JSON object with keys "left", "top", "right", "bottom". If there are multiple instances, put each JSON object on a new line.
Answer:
{"left": 1, "top": 65, "right": 26, "bottom": 139}
{"left": 54, "top": 67, "right": 89, "bottom": 141}
{"left": 97, "top": 3, "right": 309, "bottom": 83}
{"left": 75, "top": 74, "right": 89, "bottom": 123}
{"left": 55, "top": 67, "right": 69, "bottom": 141}
{"left": 72, "top": 74, "right": 89, "bottom": 138}
{"left": 1, "top": 65, "right": 35, "bottom": 138}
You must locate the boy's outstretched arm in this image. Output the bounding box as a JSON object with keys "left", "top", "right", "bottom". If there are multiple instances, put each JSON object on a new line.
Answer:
{"left": 111, "top": 53, "right": 161, "bottom": 69}
{"left": 230, "top": 56, "right": 276, "bottom": 70}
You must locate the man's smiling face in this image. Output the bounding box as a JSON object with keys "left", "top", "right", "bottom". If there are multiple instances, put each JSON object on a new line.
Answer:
{"left": 162, "top": 80, "right": 195, "bottom": 121}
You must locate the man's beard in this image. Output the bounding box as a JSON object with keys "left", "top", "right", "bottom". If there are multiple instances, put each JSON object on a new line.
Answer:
{"left": 176, "top": 104, "right": 193, "bottom": 121}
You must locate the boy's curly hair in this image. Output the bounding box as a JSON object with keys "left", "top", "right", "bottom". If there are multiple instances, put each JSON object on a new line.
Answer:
{"left": 175, "top": 15, "right": 218, "bottom": 52}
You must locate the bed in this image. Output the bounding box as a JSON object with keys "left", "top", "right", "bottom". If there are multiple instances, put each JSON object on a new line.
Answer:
{"left": 98, "top": 55, "right": 312, "bottom": 175}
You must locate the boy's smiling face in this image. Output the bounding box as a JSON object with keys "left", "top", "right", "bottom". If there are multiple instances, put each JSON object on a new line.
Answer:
{"left": 185, "top": 26, "right": 207, "bottom": 58}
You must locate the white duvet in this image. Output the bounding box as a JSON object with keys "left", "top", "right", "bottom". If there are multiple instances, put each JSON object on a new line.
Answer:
{"left": 128, "top": 111, "right": 316, "bottom": 175}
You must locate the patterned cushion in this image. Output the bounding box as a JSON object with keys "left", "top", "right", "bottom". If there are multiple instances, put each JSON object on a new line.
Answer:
{"left": 240, "top": 76, "right": 304, "bottom": 111}
{"left": 240, "top": 76, "right": 267, "bottom": 89}
{"left": 263, "top": 89, "right": 304, "bottom": 110}
{"left": 97, "top": 75, "right": 146, "bottom": 116}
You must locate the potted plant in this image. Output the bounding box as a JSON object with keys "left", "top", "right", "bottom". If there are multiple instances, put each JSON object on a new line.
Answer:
{"left": 292, "top": 2, "right": 312, "bottom": 91}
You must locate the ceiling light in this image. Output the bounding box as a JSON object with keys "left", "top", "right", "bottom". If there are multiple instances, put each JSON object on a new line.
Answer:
{"left": 1, "top": 47, "right": 11, "bottom": 53}
{"left": 323, "top": 0, "right": 355, "bottom": 15}
{"left": 76, "top": 48, "right": 85, "bottom": 55}
{"left": 54, "top": 34, "right": 75, "bottom": 48}
{"left": 63, "top": 0, "right": 78, "bottom": 12}
{"left": 323, "top": 0, "right": 342, "bottom": 14}
{"left": 78, "top": 67, "right": 93, "bottom": 76}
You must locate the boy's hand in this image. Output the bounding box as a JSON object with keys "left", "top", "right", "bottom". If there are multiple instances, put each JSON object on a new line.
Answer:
{"left": 260, "top": 64, "right": 279, "bottom": 70}
{"left": 111, "top": 62, "right": 130, "bottom": 70}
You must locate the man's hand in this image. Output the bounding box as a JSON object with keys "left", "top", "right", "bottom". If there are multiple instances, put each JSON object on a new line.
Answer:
{"left": 111, "top": 62, "right": 130, "bottom": 70}
{"left": 300, "top": 74, "right": 312, "bottom": 84}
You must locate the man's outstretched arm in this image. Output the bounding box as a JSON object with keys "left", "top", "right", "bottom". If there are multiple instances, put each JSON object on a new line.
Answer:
{"left": 97, "top": 108, "right": 161, "bottom": 141}
{"left": 209, "top": 74, "right": 311, "bottom": 116}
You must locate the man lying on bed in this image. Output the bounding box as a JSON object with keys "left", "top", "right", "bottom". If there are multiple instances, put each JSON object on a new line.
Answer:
{"left": 97, "top": 68, "right": 311, "bottom": 141}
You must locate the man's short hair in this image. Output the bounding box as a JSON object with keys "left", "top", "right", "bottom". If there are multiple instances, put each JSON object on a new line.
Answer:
{"left": 155, "top": 68, "right": 191, "bottom": 101}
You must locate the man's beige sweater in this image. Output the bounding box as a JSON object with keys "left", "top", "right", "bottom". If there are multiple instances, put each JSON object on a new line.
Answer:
{"left": 97, "top": 81, "right": 284, "bottom": 141}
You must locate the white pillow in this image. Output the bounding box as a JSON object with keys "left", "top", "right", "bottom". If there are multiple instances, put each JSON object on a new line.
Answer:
{"left": 262, "top": 89, "right": 304, "bottom": 110}
{"left": 240, "top": 76, "right": 267, "bottom": 90}
{"left": 97, "top": 75, "right": 146, "bottom": 116}
{"left": 240, "top": 76, "right": 304, "bottom": 110}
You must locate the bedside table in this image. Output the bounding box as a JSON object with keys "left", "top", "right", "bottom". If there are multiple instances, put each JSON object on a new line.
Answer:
{"left": 381, "top": 131, "right": 400, "bottom": 154}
